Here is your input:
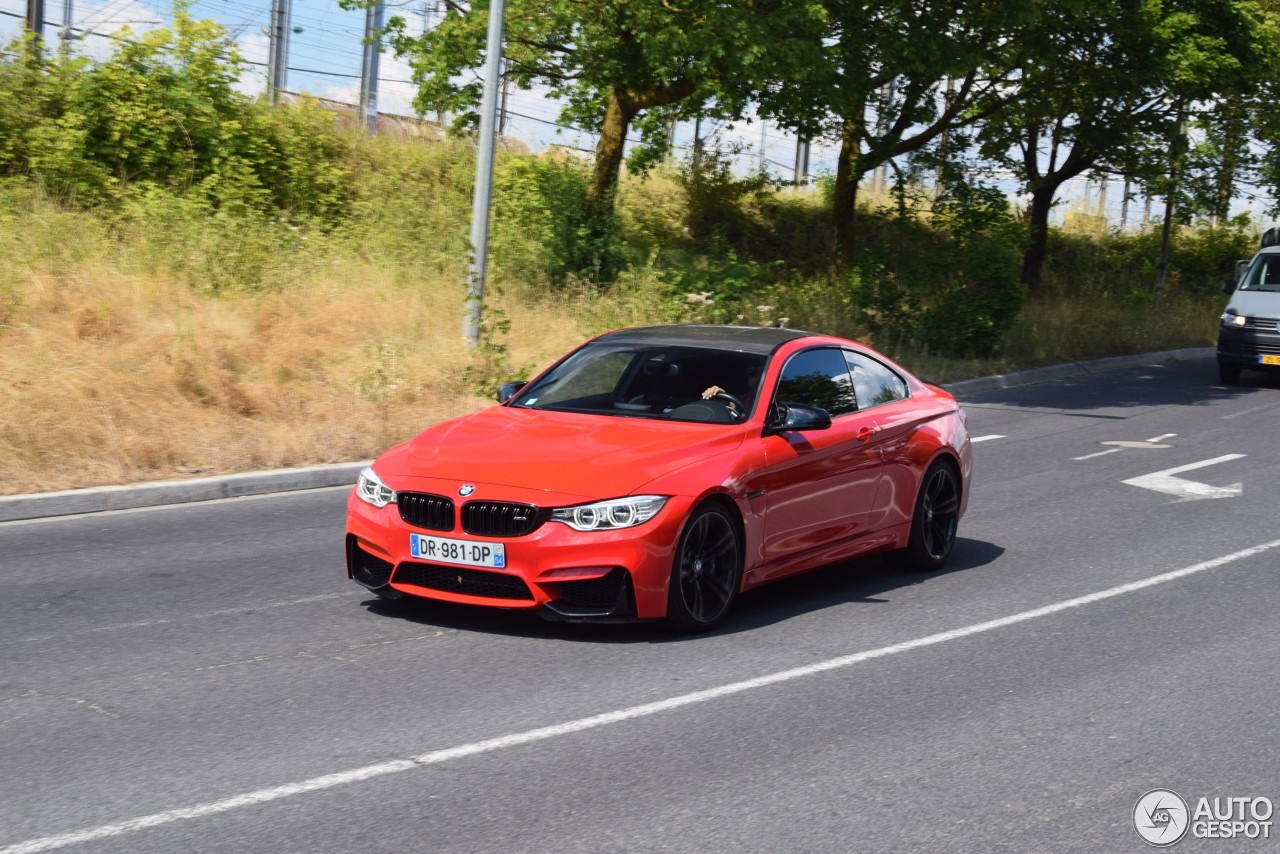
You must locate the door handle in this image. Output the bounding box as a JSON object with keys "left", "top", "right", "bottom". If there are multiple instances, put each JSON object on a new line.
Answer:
{"left": 855, "top": 426, "right": 880, "bottom": 442}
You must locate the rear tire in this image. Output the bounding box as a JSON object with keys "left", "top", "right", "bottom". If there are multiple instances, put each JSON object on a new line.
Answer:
{"left": 1218, "top": 364, "right": 1241, "bottom": 385}
{"left": 899, "top": 460, "right": 960, "bottom": 572}
{"left": 665, "top": 503, "right": 742, "bottom": 632}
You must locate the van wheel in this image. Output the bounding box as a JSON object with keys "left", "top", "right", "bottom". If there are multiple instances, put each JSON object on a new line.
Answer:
{"left": 1219, "top": 364, "right": 1241, "bottom": 385}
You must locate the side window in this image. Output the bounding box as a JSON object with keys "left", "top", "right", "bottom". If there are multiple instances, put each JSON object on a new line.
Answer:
{"left": 775, "top": 348, "right": 857, "bottom": 416}
{"left": 845, "top": 351, "right": 908, "bottom": 409}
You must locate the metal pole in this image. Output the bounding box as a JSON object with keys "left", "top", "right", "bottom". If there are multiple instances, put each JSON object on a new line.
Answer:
{"left": 26, "top": 0, "right": 46, "bottom": 51}
{"left": 359, "top": 0, "right": 383, "bottom": 135}
{"left": 59, "top": 0, "right": 71, "bottom": 58}
{"left": 463, "top": 0, "right": 506, "bottom": 347}
{"left": 758, "top": 114, "right": 767, "bottom": 174}
{"left": 692, "top": 113, "right": 703, "bottom": 170}
{"left": 498, "top": 57, "right": 510, "bottom": 137}
{"left": 794, "top": 137, "right": 809, "bottom": 184}
{"left": 266, "top": 0, "right": 291, "bottom": 103}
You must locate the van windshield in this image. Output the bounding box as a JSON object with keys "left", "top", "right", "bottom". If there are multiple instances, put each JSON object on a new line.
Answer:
{"left": 1240, "top": 254, "right": 1280, "bottom": 292}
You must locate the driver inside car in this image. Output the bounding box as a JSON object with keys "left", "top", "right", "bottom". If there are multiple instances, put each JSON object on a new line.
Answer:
{"left": 701, "top": 360, "right": 764, "bottom": 416}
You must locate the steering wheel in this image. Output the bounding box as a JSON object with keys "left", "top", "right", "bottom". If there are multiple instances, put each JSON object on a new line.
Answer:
{"left": 709, "top": 391, "right": 748, "bottom": 419}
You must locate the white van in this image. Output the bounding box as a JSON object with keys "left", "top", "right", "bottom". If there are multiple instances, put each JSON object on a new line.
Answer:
{"left": 1218, "top": 228, "right": 1280, "bottom": 384}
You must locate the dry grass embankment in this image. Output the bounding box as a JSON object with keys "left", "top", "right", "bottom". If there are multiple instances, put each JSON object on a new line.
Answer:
{"left": 0, "top": 177, "right": 1226, "bottom": 497}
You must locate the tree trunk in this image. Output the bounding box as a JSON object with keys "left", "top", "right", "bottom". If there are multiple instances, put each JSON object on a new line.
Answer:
{"left": 588, "top": 90, "right": 637, "bottom": 210}
{"left": 833, "top": 124, "right": 863, "bottom": 263}
{"left": 1020, "top": 183, "right": 1058, "bottom": 289}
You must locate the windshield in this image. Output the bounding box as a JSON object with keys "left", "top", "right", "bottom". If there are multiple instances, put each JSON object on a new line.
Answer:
{"left": 510, "top": 342, "right": 768, "bottom": 423}
{"left": 1239, "top": 254, "right": 1280, "bottom": 292}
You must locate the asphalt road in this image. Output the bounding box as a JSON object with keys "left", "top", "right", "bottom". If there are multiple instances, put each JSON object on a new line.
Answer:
{"left": 3, "top": 354, "right": 1279, "bottom": 853}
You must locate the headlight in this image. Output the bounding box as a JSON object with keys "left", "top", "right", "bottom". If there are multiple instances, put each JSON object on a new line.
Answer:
{"left": 356, "top": 467, "right": 396, "bottom": 508}
{"left": 1222, "top": 311, "right": 1247, "bottom": 328}
{"left": 550, "top": 496, "right": 667, "bottom": 531}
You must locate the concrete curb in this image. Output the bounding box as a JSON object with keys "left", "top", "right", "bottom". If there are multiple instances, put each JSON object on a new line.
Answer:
{"left": 1, "top": 347, "right": 1216, "bottom": 523}
{"left": 0, "top": 462, "right": 371, "bottom": 523}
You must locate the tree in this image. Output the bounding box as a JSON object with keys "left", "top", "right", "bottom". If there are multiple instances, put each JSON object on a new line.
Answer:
{"left": 975, "top": 0, "right": 1276, "bottom": 288}
{"left": 386, "top": 0, "right": 826, "bottom": 213}
{"left": 760, "top": 0, "right": 1041, "bottom": 262}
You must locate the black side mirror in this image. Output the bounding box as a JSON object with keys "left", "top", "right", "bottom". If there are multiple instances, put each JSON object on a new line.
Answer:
{"left": 1223, "top": 280, "right": 1237, "bottom": 295}
{"left": 767, "top": 403, "right": 832, "bottom": 434}
{"left": 497, "top": 380, "right": 527, "bottom": 403}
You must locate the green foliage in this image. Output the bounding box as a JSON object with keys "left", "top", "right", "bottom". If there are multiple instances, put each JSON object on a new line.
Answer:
{"left": 679, "top": 149, "right": 772, "bottom": 247}
{"left": 0, "top": 17, "right": 352, "bottom": 219}
{"left": 916, "top": 181, "right": 1027, "bottom": 355}
{"left": 491, "top": 154, "right": 626, "bottom": 283}
{"left": 1042, "top": 218, "right": 1255, "bottom": 298}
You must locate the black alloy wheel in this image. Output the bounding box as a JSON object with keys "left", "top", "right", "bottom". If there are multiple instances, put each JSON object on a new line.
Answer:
{"left": 666, "top": 503, "right": 742, "bottom": 632}
{"left": 901, "top": 461, "right": 960, "bottom": 572}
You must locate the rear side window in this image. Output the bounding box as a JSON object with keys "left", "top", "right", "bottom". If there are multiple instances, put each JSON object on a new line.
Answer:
{"left": 845, "top": 351, "right": 908, "bottom": 409}
{"left": 775, "top": 348, "right": 856, "bottom": 416}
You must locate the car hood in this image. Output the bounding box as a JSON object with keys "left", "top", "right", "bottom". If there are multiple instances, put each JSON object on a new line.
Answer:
{"left": 1227, "top": 289, "right": 1280, "bottom": 319}
{"left": 375, "top": 406, "right": 745, "bottom": 502}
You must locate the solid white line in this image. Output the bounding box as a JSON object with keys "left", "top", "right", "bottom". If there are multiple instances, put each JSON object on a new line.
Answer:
{"left": 6, "top": 537, "right": 1280, "bottom": 854}
{"left": 1073, "top": 448, "right": 1123, "bottom": 461}
{"left": 970, "top": 435, "right": 1006, "bottom": 443}
{"left": 1147, "top": 433, "right": 1177, "bottom": 443}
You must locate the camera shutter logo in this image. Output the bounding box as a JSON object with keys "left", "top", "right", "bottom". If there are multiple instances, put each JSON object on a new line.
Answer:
{"left": 1135, "top": 789, "right": 1191, "bottom": 847}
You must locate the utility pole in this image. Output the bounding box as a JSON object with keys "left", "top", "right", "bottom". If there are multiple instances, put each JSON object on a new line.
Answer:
{"left": 498, "top": 57, "right": 510, "bottom": 137}
{"left": 757, "top": 115, "right": 767, "bottom": 174}
{"left": 1120, "top": 178, "right": 1131, "bottom": 232}
{"left": 463, "top": 0, "right": 506, "bottom": 347}
{"left": 359, "top": 0, "right": 383, "bottom": 135}
{"left": 26, "top": 0, "right": 46, "bottom": 52}
{"left": 794, "top": 137, "right": 809, "bottom": 184}
{"left": 692, "top": 113, "right": 703, "bottom": 171}
{"left": 58, "top": 0, "right": 71, "bottom": 58}
{"left": 1155, "top": 100, "right": 1187, "bottom": 307}
{"left": 266, "top": 0, "right": 291, "bottom": 104}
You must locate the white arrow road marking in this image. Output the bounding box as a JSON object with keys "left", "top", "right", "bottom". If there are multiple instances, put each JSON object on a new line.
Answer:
{"left": 1074, "top": 434, "right": 1177, "bottom": 461}
{"left": 1122, "top": 454, "right": 1246, "bottom": 501}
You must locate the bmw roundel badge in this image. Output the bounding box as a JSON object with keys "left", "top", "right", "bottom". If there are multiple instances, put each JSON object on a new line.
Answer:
{"left": 458, "top": 484, "right": 476, "bottom": 497}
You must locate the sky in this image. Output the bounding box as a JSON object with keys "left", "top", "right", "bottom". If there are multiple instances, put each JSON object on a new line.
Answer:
{"left": 2, "top": 0, "right": 1271, "bottom": 229}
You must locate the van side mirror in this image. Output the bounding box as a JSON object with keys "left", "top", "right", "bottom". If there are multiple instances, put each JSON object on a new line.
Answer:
{"left": 1223, "top": 280, "right": 1237, "bottom": 295}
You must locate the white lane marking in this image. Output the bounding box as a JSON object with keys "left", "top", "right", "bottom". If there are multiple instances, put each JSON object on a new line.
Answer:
{"left": 5, "top": 539, "right": 1280, "bottom": 853}
{"left": 1073, "top": 448, "right": 1124, "bottom": 461}
{"left": 1223, "top": 402, "right": 1280, "bottom": 420}
{"left": 970, "top": 435, "right": 1006, "bottom": 443}
{"left": 1147, "top": 433, "right": 1177, "bottom": 443}
{"left": 1123, "top": 454, "right": 1246, "bottom": 501}
{"left": 14, "top": 593, "right": 350, "bottom": 645}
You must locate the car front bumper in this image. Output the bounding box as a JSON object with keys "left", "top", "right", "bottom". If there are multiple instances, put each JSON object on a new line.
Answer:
{"left": 1217, "top": 323, "right": 1280, "bottom": 370}
{"left": 345, "top": 489, "right": 693, "bottom": 621}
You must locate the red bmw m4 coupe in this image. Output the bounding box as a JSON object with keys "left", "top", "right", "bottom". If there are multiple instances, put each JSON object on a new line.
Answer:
{"left": 345, "top": 324, "right": 972, "bottom": 631}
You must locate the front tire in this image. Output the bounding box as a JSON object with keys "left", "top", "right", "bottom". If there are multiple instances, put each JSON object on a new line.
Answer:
{"left": 899, "top": 460, "right": 960, "bottom": 572}
{"left": 665, "top": 503, "right": 742, "bottom": 632}
{"left": 1218, "top": 363, "right": 1242, "bottom": 385}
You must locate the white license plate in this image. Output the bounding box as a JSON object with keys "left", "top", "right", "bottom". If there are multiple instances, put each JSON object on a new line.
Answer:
{"left": 409, "top": 533, "right": 506, "bottom": 569}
